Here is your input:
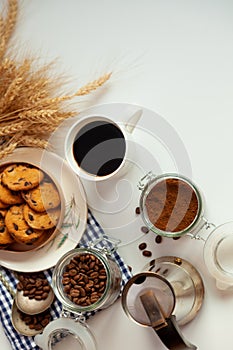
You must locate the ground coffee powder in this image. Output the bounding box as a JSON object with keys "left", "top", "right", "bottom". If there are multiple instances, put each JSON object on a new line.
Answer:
{"left": 145, "top": 178, "right": 199, "bottom": 233}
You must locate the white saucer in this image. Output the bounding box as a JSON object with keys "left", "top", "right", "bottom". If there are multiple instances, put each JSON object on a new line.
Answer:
{"left": 50, "top": 102, "right": 192, "bottom": 245}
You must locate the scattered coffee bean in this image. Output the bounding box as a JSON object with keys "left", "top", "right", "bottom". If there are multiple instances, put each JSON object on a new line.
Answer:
{"left": 18, "top": 308, "right": 51, "bottom": 331}
{"left": 62, "top": 253, "right": 107, "bottom": 307}
{"left": 142, "top": 250, "right": 152, "bottom": 257}
{"left": 16, "top": 272, "right": 51, "bottom": 301}
{"left": 141, "top": 226, "right": 149, "bottom": 234}
{"left": 138, "top": 242, "right": 147, "bottom": 250}
{"left": 127, "top": 265, "right": 132, "bottom": 272}
{"left": 155, "top": 235, "right": 162, "bottom": 244}
{"left": 173, "top": 236, "right": 181, "bottom": 240}
{"left": 135, "top": 207, "right": 141, "bottom": 215}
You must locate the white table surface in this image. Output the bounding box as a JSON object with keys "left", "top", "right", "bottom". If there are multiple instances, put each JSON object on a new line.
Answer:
{"left": 1, "top": 0, "right": 233, "bottom": 349}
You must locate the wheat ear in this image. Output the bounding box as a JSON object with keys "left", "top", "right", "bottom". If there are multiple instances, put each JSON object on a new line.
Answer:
{"left": 0, "top": 0, "right": 18, "bottom": 59}
{"left": 75, "top": 72, "right": 112, "bottom": 96}
{"left": 18, "top": 136, "right": 48, "bottom": 149}
{"left": 0, "top": 142, "right": 17, "bottom": 160}
{"left": 32, "top": 72, "right": 112, "bottom": 106}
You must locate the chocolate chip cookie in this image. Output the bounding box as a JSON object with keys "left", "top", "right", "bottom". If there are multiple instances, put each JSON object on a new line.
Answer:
{"left": 22, "top": 181, "right": 61, "bottom": 212}
{"left": 0, "top": 216, "right": 14, "bottom": 247}
{"left": 23, "top": 204, "right": 60, "bottom": 230}
{"left": 0, "top": 180, "right": 24, "bottom": 205}
{"left": 1, "top": 164, "right": 44, "bottom": 191}
{"left": 5, "top": 205, "right": 44, "bottom": 244}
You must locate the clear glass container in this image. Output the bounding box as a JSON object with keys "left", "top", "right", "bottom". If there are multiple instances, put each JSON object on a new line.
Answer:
{"left": 35, "top": 241, "right": 122, "bottom": 349}
{"left": 138, "top": 172, "right": 205, "bottom": 238}
{"left": 52, "top": 247, "right": 122, "bottom": 313}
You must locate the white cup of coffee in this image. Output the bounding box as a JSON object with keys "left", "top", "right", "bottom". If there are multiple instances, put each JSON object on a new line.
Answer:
{"left": 65, "top": 110, "right": 142, "bottom": 182}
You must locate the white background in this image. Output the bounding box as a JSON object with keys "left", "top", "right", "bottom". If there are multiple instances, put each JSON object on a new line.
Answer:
{"left": 1, "top": 0, "right": 233, "bottom": 349}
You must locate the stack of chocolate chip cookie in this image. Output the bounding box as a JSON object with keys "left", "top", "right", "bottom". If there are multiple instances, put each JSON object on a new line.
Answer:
{"left": 0, "top": 163, "right": 62, "bottom": 249}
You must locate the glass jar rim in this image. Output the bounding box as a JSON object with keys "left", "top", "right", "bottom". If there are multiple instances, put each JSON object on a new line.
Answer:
{"left": 52, "top": 247, "right": 112, "bottom": 313}
{"left": 139, "top": 173, "right": 204, "bottom": 238}
{"left": 34, "top": 317, "right": 97, "bottom": 350}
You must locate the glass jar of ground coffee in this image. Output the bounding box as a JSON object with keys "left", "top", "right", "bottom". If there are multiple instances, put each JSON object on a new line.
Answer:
{"left": 52, "top": 247, "right": 122, "bottom": 313}
{"left": 139, "top": 173, "right": 205, "bottom": 238}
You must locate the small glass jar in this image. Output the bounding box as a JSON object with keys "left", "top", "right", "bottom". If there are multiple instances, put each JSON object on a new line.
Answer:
{"left": 35, "top": 241, "right": 122, "bottom": 350}
{"left": 138, "top": 172, "right": 205, "bottom": 238}
{"left": 52, "top": 246, "right": 122, "bottom": 313}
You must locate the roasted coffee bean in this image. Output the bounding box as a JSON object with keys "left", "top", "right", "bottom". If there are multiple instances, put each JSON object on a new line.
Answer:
{"left": 138, "top": 242, "right": 147, "bottom": 250}
{"left": 135, "top": 207, "right": 141, "bottom": 215}
{"left": 43, "top": 286, "right": 50, "bottom": 292}
{"left": 62, "top": 277, "right": 70, "bottom": 285}
{"left": 29, "top": 287, "right": 36, "bottom": 295}
{"left": 89, "top": 261, "right": 95, "bottom": 269}
{"left": 70, "top": 290, "right": 80, "bottom": 298}
{"left": 79, "top": 287, "right": 86, "bottom": 297}
{"left": 16, "top": 272, "right": 52, "bottom": 301}
{"left": 90, "top": 271, "right": 99, "bottom": 279}
{"left": 141, "top": 226, "right": 149, "bottom": 234}
{"left": 61, "top": 253, "right": 107, "bottom": 307}
{"left": 127, "top": 265, "right": 132, "bottom": 272}
{"left": 42, "top": 292, "right": 49, "bottom": 299}
{"left": 155, "top": 235, "right": 162, "bottom": 244}
{"left": 69, "top": 269, "right": 77, "bottom": 277}
{"left": 35, "top": 290, "right": 43, "bottom": 295}
{"left": 35, "top": 280, "right": 42, "bottom": 288}
{"left": 99, "top": 275, "right": 107, "bottom": 280}
{"left": 142, "top": 250, "right": 152, "bottom": 257}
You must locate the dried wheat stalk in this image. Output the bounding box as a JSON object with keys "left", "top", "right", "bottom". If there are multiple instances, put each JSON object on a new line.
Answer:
{"left": 0, "top": 0, "right": 112, "bottom": 160}
{"left": 0, "top": 0, "right": 17, "bottom": 60}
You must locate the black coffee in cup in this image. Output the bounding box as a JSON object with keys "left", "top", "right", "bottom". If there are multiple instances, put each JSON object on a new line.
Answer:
{"left": 72, "top": 120, "right": 126, "bottom": 176}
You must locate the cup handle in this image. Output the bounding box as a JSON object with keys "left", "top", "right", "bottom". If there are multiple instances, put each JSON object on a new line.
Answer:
{"left": 124, "top": 108, "right": 143, "bottom": 134}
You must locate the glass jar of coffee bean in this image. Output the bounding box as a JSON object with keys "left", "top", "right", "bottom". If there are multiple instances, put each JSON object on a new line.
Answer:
{"left": 52, "top": 247, "right": 122, "bottom": 313}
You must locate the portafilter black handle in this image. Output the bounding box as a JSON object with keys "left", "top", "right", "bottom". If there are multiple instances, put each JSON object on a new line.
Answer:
{"left": 140, "top": 290, "right": 197, "bottom": 350}
{"left": 155, "top": 315, "right": 196, "bottom": 350}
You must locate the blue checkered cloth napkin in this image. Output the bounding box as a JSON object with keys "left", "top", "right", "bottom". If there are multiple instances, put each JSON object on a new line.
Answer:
{"left": 0, "top": 210, "right": 132, "bottom": 350}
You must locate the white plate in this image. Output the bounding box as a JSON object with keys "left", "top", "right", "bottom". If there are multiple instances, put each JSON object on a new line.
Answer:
{"left": 50, "top": 102, "right": 192, "bottom": 245}
{"left": 0, "top": 148, "right": 87, "bottom": 272}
